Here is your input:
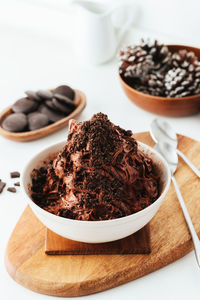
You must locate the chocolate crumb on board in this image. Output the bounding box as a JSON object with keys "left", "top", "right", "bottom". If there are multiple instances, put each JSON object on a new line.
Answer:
{"left": 14, "top": 182, "right": 20, "bottom": 187}
{"left": 10, "top": 171, "right": 20, "bottom": 178}
{"left": 0, "top": 180, "right": 6, "bottom": 193}
{"left": 7, "top": 187, "right": 17, "bottom": 193}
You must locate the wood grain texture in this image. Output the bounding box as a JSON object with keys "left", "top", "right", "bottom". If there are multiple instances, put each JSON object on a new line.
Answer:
{"left": 45, "top": 225, "right": 150, "bottom": 255}
{"left": 120, "top": 45, "right": 200, "bottom": 117}
{"left": 0, "top": 89, "right": 86, "bottom": 142}
{"left": 4, "top": 132, "right": 200, "bottom": 297}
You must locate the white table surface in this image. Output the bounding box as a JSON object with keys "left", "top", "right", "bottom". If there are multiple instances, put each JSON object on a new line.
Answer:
{"left": 1, "top": 19, "right": 200, "bottom": 300}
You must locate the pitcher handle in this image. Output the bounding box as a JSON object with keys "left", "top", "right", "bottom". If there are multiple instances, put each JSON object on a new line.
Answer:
{"left": 109, "top": 1, "right": 135, "bottom": 46}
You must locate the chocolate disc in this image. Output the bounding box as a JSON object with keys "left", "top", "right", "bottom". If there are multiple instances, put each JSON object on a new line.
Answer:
{"left": 45, "top": 100, "right": 58, "bottom": 111}
{"left": 25, "top": 90, "right": 41, "bottom": 102}
{"left": 52, "top": 98, "right": 73, "bottom": 114}
{"left": 2, "top": 113, "right": 27, "bottom": 132}
{"left": 38, "top": 104, "right": 65, "bottom": 122}
{"left": 54, "top": 94, "right": 75, "bottom": 109}
{"left": 27, "top": 112, "right": 40, "bottom": 120}
{"left": 28, "top": 112, "right": 49, "bottom": 131}
{"left": 37, "top": 90, "right": 53, "bottom": 100}
{"left": 12, "top": 98, "right": 38, "bottom": 114}
{"left": 53, "top": 85, "right": 75, "bottom": 100}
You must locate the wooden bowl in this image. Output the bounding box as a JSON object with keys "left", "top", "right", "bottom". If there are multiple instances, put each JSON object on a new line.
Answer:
{"left": 0, "top": 89, "right": 86, "bottom": 142}
{"left": 119, "top": 45, "right": 200, "bottom": 117}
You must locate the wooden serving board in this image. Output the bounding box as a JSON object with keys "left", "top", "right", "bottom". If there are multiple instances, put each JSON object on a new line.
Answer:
{"left": 5, "top": 132, "right": 200, "bottom": 297}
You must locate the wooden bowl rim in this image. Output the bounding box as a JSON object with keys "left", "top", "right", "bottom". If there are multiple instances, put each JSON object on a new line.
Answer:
{"left": 0, "top": 89, "right": 86, "bottom": 141}
{"left": 119, "top": 44, "right": 200, "bottom": 102}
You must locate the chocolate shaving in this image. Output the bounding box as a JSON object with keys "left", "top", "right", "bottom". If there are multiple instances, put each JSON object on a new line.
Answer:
{"left": 10, "top": 171, "right": 20, "bottom": 178}
{"left": 0, "top": 181, "right": 6, "bottom": 193}
{"left": 7, "top": 187, "right": 17, "bottom": 193}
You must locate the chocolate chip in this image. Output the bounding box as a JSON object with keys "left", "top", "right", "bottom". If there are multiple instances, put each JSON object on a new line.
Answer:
{"left": 37, "top": 90, "right": 53, "bottom": 100}
{"left": 0, "top": 181, "right": 6, "bottom": 193}
{"left": 10, "top": 171, "right": 20, "bottom": 178}
{"left": 54, "top": 94, "right": 75, "bottom": 109}
{"left": 52, "top": 98, "right": 73, "bottom": 114}
{"left": 2, "top": 113, "right": 27, "bottom": 132}
{"left": 14, "top": 182, "right": 20, "bottom": 186}
{"left": 53, "top": 85, "right": 75, "bottom": 100}
{"left": 38, "top": 104, "right": 65, "bottom": 122}
{"left": 28, "top": 112, "right": 49, "bottom": 130}
{"left": 12, "top": 98, "right": 38, "bottom": 113}
{"left": 25, "top": 90, "right": 41, "bottom": 102}
{"left": 7, "top": 187, "right": 16, "bottom": 193}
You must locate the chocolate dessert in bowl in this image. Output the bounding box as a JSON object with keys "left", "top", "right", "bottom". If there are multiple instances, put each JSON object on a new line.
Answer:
{"left": 22, "top": 113, "right": 171, "bottom": 243}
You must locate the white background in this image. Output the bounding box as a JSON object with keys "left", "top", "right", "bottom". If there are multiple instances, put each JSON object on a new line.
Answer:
{"left": 0, "top": 0, "right": 200, "bottom": 299}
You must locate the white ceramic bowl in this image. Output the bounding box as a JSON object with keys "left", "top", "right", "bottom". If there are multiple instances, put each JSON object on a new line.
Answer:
{"left": 21, "top": 141, "right": 171, "bottom": 243}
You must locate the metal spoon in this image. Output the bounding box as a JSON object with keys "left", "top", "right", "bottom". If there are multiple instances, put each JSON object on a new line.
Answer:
{"left": 155, "top": 142, "right": 200, "bottom": 268}
{"left": 150, "top": 119, "right": 200, "bottom": 178}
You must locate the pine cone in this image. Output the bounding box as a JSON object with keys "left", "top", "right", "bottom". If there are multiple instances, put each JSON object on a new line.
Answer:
{"left": 119, "top": 39, "right": 171, "bottom": 79}
{"left": 167, "top": 50, "right": 200, "bottom": 96}
{"left": 119, "top": 45, "right": 154, "bottom": 79}
{"left": 133, "top": 72, "right": 165, "bottom": 96}
{"left": 171, "top": 50, "right": 198, "bottom": 71}
{"left": 164, "top": 67, "right": 200, "bottom": 97}
{"left": 140, "top": 39, "right": 171, "bottom": 71}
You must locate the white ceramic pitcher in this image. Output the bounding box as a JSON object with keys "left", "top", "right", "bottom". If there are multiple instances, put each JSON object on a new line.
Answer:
{"left": 71, "top": 0, "right": 133, "bottom": 65}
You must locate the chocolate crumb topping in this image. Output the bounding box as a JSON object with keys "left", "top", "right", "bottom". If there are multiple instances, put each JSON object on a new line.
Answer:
{"left": 31, "top": 113, "right": 160, "bottom": 221}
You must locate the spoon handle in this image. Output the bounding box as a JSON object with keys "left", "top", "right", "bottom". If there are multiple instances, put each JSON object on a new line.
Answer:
{"left": 172, "top": 175, "right": 200, "bottom": 268}
{"left": 176, "top": 149, "right": 200, "bottom": 178}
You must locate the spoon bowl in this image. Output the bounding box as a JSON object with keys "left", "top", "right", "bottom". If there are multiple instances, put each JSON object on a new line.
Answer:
{"left": 150, "top": 119, "right": 177, "bottom": 147}
{"left": 150, "top": 119, "right": 200, "bottom": 177}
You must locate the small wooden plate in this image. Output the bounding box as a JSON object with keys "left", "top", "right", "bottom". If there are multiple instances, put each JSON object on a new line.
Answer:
{"left": 119, "top": 45, "right": 200, "bottom": 117}
{"left": 0, "top": 89, "right": 86, "bottom": 142}
{"left": 45, "top": 226, "right": 151, "bottom": 255}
